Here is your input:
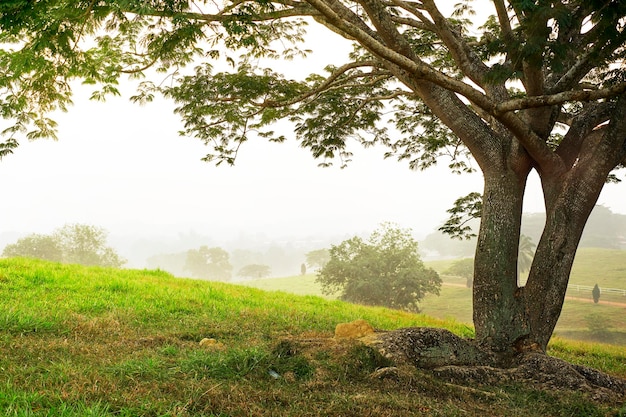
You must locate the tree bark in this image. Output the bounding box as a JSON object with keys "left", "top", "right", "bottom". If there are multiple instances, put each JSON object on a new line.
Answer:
{"left": 473, "top": 168, "right": 529, "bottom": 358}
{"left": 522, "top": 154, "right": 616, "bottom": 350}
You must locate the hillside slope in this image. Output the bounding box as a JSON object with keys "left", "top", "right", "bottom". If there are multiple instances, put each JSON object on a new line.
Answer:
{"left": 1, "top": 258, "right": 624, "bottom": 416}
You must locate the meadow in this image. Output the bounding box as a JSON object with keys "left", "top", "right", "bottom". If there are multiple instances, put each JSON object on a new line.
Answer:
{"left": 245, "top": 248, "right": 626, "bottom": 345}
{"left": 1, "top": 257, "right": 625, "bottom": 416}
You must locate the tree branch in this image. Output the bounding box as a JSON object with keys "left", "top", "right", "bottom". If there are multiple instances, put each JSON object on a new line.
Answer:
{"left": 420, "top": 0, "right": 493, "bottom": 92}
{"left": 495, "top": 83, "right": 626, "bottom": 114}
{"left": 261, "top": 60, "right": 382, "bottom": 107}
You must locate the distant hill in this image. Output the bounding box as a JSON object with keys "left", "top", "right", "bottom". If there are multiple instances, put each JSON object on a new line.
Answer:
{"left": 421, "top": 205, "right": 626, "bottom": 258}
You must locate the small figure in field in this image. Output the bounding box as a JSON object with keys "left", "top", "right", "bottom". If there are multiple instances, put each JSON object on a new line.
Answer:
{"left": 592, "top": 283, "right": 601, "bottom": 304}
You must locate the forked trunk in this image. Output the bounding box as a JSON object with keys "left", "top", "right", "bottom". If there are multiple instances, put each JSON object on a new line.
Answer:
{"left": 473, "top": 157, "right": 613, "bottom": 356}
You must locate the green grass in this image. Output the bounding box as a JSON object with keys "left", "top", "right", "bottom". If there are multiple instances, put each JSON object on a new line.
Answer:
{"left": 0, "top": 257, "right": 624, "bottom": 416}
{"left": 245, "top": 248, "right": 626, "bottom": 346}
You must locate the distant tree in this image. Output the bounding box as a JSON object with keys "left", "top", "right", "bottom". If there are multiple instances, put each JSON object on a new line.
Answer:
{"left": 518, "top": 235, "right": 536, "bottom": 277}
{"left": 230, "top": 249, "right": 264, "bottom": 274}
{"left": 317, "top": 223, "right": 441, "bottom": 312}
{"left": 54, "top": 224, "right": 125, "bottom": 268}
{"left": 185, "top": 246, "right": 232, "bottom": 281}
{"left": 305, "top": 249, "right": 330, "bottom": 271}
{"left": 2, "top": 233, "right": 63, "bottom": 262}
{"left": 445, "top": 258, "right": 474, "bottom": 288}
{"left": 592, "top": 284, "right": 601, "bottom": 304}
{"left": 300, "top": 263, "right": 306, "bottom": 276}
{"left": 238, "top": 264, "right": 271, "bottom": 279}
{"left": 2, "top": 224, "right": 125, "bottom": 268}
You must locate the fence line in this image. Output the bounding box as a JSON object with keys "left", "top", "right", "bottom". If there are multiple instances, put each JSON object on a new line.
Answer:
{"left": 567, "top": 284, "right": 626, "bottom": 296}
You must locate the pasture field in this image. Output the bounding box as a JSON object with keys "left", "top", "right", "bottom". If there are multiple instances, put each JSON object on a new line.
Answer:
{"left": 245, "top": 248, "right": 626, "bottom": 345}
{"left": 0, "top": 257, "right": 625, "bottom": 416}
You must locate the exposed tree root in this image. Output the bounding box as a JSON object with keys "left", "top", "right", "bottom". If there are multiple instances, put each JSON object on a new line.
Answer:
{"left": 362, "top": 327, "right": 626, "bottom": 402}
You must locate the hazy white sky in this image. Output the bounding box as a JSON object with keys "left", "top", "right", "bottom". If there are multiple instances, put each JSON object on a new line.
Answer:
{"left": 0, "top": 89, "right": 486, "bottom": 241}
{"left": 1, "top": 4, "right": 624, "bottom": 247}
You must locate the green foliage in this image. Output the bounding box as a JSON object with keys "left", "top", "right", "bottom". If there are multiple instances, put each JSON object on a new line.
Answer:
{"left": 439, "top": 192, "right": 482, "bottom": 240}
{"left": 54, "top": 224, "right": 125, "bottom": 267}
{"left": 387, "top": 98, "right": 473, "bottom": 173}
{"left": 184, "top": 246, "right": 232, "bottom": 281}
{"left": 2, "top": 223, "right": 125, "bottom": 268}
{"left": 317, "top": 223, "right": 441, "bottom": 312}
{"left": 2, "top": 233, "right": 62, "bottom": 262}
{"left": 304, "top": 248, "right": 330, "bottom": 270}
{"left": 445, "top": 257, "right": 474, "bottom": 288}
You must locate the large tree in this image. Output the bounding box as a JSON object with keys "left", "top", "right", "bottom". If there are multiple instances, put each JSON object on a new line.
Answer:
{"left": 1, "top": 1, "right": 625, "bottom": 361}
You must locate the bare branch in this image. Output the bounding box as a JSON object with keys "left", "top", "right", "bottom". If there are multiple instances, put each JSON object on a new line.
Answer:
{"left": 387, "top": 0, "right": 435, "bottom": 30}
{"left": 389, "top": 15, "right": 432, "bottom": 31}
{"left": 496, "top": 83, "right": 626, "bottom": 114}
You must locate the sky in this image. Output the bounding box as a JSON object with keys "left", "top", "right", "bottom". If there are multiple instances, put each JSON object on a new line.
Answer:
{"left": 1, "top": 4, "right": 625, "bottom": 264}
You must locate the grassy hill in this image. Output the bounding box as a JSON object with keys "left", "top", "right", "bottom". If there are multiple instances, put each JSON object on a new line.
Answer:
{"left": 245, "top": 248, "right": 626, "bottom": 345}
{"left": 1, "top": 257, "right": 625, "bottom": 416}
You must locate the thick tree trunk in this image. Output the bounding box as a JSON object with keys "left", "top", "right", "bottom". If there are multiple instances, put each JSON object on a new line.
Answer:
{"left": 473, "top": 170, "right": 529, "bottom": 357}
{"left": 522, "top": 165, "right": 611, "bottom": 350}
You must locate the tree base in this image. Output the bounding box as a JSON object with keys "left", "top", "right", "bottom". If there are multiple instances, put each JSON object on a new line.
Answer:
{"left": 363, "top": 327, "right": 626, "bottom": 401}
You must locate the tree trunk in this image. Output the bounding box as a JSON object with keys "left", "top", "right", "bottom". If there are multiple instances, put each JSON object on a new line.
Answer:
{"left": 473, "top": 169, "right": 529, "bottom": 358}
{"left": 522, "top": 163, "right": 611, "bottom": 350}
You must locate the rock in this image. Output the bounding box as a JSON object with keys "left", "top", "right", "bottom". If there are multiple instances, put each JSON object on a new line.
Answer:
{"left": 334, "top": 319, "right": 375, "bottom": 339}
{"left": 367, "top": 327, "right": 494, "bottom": 369}
{"left": 199, "top": 338, "right": 225, "bottom": 349}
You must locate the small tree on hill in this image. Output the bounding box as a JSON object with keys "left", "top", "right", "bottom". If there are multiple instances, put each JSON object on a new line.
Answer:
{"left": 317, "top": 223, "right": 441, "bottom": 312}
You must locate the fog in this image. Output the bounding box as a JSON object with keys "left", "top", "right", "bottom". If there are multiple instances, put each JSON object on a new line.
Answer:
{"left": 1, "top": 13, "right": 625, "bottom": 271}
{"left": 0, "top": 90, "right": 486, "bottom": 268}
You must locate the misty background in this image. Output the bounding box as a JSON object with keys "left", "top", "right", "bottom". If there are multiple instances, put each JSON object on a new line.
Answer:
{"left": 1, "top": 16, "right": 625, "bottom": 276}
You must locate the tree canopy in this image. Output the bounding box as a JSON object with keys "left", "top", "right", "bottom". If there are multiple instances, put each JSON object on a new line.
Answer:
{"left": 2, "top": 223, "right": 126, "bottom": 268}
{"left": 184, "top": 246, "right": 233, "bottom": 280}
{"left": 237, "top": 263, "right": 271, "bottom": 278}
{"left": 305, "top": 248, "right": 330, "bottom": 270}
{"left": 317, "top": 223, "right": 441, "bottom": 311}
{"left": 1, "top": 0, "right": 626, "bottom": 358}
